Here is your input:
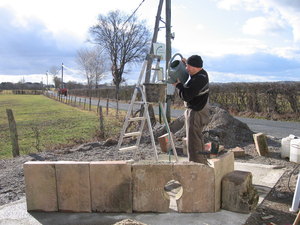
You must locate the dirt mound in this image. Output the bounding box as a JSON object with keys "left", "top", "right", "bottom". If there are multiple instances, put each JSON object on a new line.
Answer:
{"left": 152, "top": 105, "right": 254, "bottom": 148}
{"left": 203, "top": 105, "right": 254, "bottom": 147}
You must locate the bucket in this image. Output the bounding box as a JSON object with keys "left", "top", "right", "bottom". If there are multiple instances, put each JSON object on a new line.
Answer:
{"left": 143, "top": 83, "right": 166, "bottom": 103}
{"left": 281, "top": 134, "right": 296, "bottom": 159}
{"left": 290, "top": 139, "right": 300, "bottom": 163}
{"left": 167, "top": 53, "right": 189, "bottom": 84}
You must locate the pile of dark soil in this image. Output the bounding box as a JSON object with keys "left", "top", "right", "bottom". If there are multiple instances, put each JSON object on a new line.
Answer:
{"left": 152, "top": 105, "right": 254, "bottom": 148}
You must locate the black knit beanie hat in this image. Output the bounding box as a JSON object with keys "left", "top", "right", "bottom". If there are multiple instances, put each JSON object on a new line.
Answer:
{"left": 187, "top": 55, "right": 203, "bottom": 68}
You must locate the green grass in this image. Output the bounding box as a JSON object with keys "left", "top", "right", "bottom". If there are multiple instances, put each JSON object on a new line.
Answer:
{"left": 0, "top": 95, "right": 124, "bottom": 159}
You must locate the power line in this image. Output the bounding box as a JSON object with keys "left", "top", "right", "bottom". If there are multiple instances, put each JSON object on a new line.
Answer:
{"left": 123, "top": 0, "right": 146, "bottom": 25}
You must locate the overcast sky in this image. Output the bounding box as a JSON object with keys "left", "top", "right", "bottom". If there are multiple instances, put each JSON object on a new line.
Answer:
{"left": 0, "top": 0, "right": 299, "bottom": 84}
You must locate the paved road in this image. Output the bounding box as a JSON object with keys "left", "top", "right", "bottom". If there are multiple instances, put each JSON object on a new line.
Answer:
{"left": 56, "top": 94, "right": 300, "bottom": 139}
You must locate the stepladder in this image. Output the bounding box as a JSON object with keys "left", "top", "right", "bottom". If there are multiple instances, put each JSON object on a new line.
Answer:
{"left": 116, "top": 54, "right": 178, "bottom": 162}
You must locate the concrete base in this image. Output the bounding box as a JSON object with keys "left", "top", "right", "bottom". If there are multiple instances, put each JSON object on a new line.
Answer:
{"left": 0, "top": 198, "right": 250, "bottom": 225}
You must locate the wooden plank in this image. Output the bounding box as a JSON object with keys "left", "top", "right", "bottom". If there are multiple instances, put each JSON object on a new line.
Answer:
{"left": 124, "top": 132, "right": 141, "bottom": 137}
{"left": 119, "top": 146, "right": 138, "bottom": 152}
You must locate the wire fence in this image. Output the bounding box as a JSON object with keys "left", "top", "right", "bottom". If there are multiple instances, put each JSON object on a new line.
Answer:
{"left": 0, "top": 94, "right": 129, "bottom": 159}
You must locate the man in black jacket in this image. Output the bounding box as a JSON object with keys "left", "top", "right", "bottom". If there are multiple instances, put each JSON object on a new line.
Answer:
{"left": 173, "top": 55, "right": 210, "bottom": 164}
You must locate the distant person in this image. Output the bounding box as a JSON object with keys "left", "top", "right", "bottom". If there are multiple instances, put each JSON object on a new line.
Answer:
{"left": 172, "top": 55, "right": 210, "bottom": 164}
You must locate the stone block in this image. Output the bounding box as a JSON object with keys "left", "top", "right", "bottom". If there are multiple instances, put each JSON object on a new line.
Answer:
{"left": 90, "top": 161, "right": 132, "bottom": 213}
{"left": 222, "top": 170, "right": 259, "bottom": 213}
{"left": 230, "top": 147, "right": 245, "bottom": 157}
{"left": 173, "top": 162, "right": 215, "bottom": 213}
{"left": 253, "top": 133, "right": 269, "bottom": 156}
{"left": 210, "top": 151, "right": 234, "bottom": 211}
{"left": 56, "top": 161, "right": 91, "bottom": 212}
{"left": 132, "top": 163, "right": 173, "bottom": 212}
{"left": 24, "top": 162, "right": 57, "bottom": 211}
{"left": 183, "top": 139, "right": 212, "bottom": 157}
{"left": 158, "top": 133, "right": 174, "bottom": 153}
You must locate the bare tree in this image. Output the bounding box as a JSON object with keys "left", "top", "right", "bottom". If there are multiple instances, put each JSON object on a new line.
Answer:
{"left": 76, "top": 47, "right": 106, "bottom": 89}
{"left": 76, "top": 47, "right": 107, "bottom": 110}
{"left": 90, "top": 47, "right": 107, "bottom": 88}
{"left": 76, "top": 48, "right": 95, "bottom": 89}
{"left": 49, "top": 66, "right": 60, "bottom": 88}
{"left": 89, "top": 10, "right": 151, "bottom": 100}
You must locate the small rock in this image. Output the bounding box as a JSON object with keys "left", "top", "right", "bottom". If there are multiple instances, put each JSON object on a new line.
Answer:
{"left": 89, "top": 142, "right": 102, "bottom": 148}
{"left": 230, "top": 147, "right": 245, "bottom": 157}
{"left": 261, "top": 215, "right": 274, "bottom": 220}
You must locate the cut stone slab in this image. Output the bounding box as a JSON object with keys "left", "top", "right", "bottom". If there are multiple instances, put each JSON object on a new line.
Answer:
{"left": 221, "top": 170, "right": 258, "bottom": 213}
{"left": 230, "top": 147, "right": 245, "bottom": 158}
{"left": 132, "top": 163, "right": 173, "bottom": 212}
{"left": 158, "top": 133, "right": 175, "bottom": 153}
{"left": 23, "top": 162, "right": 57, "bottom": 212}
{"left": 55, "top": 161, "right": 91, "bottom": 212}
{"left": 90, "top": 161, "right": 132, "bottom": 213}
{"left": 158, "top": 133, "right": 169, "bottom": 153}
{"left": 173, "top": 162, "right": 215, "bottom": 213}
{"left": 210, "top": 152, "right": 234, "bottom": 211}
{"left": 253, "top": 133, "right": 269, "bottom": 156}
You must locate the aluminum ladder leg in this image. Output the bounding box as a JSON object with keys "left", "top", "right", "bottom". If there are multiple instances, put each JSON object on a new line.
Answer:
{"left": 116, "top": 59, "right": 158, "bottom": 161}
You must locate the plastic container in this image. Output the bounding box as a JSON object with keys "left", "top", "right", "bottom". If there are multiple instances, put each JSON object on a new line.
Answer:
{"left": 281, "top": 135, "right": 296, "bottom": 159}
{"left": 290, "top": 139, "right": 300, "bottom": 163}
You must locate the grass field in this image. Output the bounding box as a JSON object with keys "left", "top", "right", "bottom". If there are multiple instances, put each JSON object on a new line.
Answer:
{"left": 0, "top": 95, "right": 124, "bottom": 159}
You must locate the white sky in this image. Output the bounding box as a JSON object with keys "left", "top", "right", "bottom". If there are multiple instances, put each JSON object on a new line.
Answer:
{"left": 0, "top": 0, "right": 299, "bottom": 84}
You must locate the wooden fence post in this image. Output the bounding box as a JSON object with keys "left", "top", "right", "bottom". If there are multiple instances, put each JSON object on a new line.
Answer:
{"left": 99, "top": 106, "right": 104, "bottom": 138}
{"left": 97, "top": 97, "right": 101, "bottom": 113}
{"left": 6, "top": 109, "right": 20, "bottom": 157}
{"left": 106, "top": 98, "right": 109, "bottom": 115}
{"left": 89, "top": 97, "right": 92, "bottom": 111}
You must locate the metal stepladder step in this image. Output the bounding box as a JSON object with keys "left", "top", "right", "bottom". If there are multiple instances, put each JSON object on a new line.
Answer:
{"left": 116, "top": 54, "right": 178, "bottom": 162}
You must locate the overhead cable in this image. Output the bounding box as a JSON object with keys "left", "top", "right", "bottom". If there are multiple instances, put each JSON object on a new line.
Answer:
{"left": 123, "top": 0, "right": 146, "bottom": 25}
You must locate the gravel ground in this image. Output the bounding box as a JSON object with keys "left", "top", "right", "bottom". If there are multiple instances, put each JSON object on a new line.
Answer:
{"left": 0, "top": 106, "right": 298, "bottom": 225}
{"left": 0, "top": 137, "right": 298, "bottom": 225}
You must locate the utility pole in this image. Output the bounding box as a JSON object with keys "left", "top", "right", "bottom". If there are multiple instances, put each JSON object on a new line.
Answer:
{"left": 165, "top": 0, "right": 172, "bottom": 122}
{"left": 61, "top": 63, "right": 64, "bottom": 89}
{"left": 145, "top": 0, "right": 164, "bottom": 83}
{"left": 46, "top": 71, "right": 48, "bottom": 90}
